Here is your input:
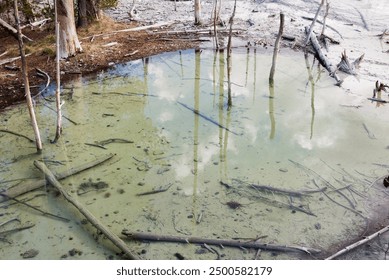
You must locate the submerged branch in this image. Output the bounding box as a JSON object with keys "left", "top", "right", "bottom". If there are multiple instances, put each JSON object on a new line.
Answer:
{"left": 34, "top": 161, "right": 140, "bottom": 260}
{"left": 0, "top": 153, "right": 114, "bottom": 202}
{"left": 177, "top": 101, "right": 239, "bottom": 135}
{"left": 121, "top": 230, "right": 321, "bottom": 255}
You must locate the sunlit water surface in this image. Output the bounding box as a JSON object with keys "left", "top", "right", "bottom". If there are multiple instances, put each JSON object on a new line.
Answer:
{"left": 1, "top": 49, "right": 388, "bottom": 259}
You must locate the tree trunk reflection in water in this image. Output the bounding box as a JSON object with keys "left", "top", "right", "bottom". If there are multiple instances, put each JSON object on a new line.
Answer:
{"left": 268, "top": 83, "right": 276, "bottom": 140}
{"left": 193, "top": 49, "right": 201, "bottom": 197}
{"left": 142, "top": 57, "right": 149, "bottom": 95}
{"left": 304, "top": 52, "right": 316, "bottom": 140}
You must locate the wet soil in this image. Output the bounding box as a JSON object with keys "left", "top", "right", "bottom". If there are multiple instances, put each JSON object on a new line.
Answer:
{"left": 0, "top": 17, "right": 198, "bottom": 110}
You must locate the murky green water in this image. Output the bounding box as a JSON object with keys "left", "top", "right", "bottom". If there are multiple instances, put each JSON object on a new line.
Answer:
{"left": 1, "top": 48, "right": 388, "bottom": 259}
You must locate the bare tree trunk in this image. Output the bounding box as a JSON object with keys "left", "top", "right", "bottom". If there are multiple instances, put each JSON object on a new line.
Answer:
{"left": 52, "top": 0, "right": 62, "bottom": 143}
{"left": 13, "top": 0, "right": 42, "bottom": 153}
{"left": 78, "top": 0, "right": 88, "bottom": 27}
{"left": 194, "top": 0, "right": 201, "bottom": 25}
{"left": 57, "top": 0, "right": 82, "bottom": 58}
{"left": 226, "top": 0, "right": 237, "bottom": 108}
{"left": 269, "top": 13, "right": 285, "bottom": 85}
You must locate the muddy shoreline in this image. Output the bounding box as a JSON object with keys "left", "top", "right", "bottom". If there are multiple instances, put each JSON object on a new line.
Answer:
{"left": 1, "top": 0, "right": 388, "bottom": 260}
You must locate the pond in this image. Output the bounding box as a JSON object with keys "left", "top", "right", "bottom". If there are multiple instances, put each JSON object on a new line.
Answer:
{"left": 0, "top": 48, "right": 388, "bottom": 260}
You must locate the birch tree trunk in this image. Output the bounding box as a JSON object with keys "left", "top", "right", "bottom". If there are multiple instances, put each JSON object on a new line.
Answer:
{"left": 194, "top": 0, "right": 201, "bottom": 25}
{"left": 57, "top": 0, "right": 82, "bottom": 58}
{"left": 13, "top": 0, "right": 42, "bottom": 153}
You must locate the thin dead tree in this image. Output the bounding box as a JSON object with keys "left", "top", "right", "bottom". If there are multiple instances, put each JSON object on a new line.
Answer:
{"left": 304, "top": 0, "right": 325, "bottom": 46}
{"left": 226, "top": 0, "right": 237, "bottom": 108}
{"left": 52, "top": 0, "right": 62, "bottom": 143}
{"left": 269, "top": 13, "right": 285, "bottom": 85}
{"left": 194, "top": 0, "right": 201, "bottom": 25}
{"left": 13, "top": 0, "right": 42, "bottom": 153}
{"left": 213, "top": 0, "right": 219, "bottom": 49}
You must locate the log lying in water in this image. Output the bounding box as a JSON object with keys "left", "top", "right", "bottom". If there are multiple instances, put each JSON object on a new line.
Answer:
{"left": 0, "top": 153, "right": 114, "bottom": 202}
{"left": 122, "top": 230, "right": 321, "bottom": 255}
{"left": 34, "top": 161, "right": 140, "bottom": 260}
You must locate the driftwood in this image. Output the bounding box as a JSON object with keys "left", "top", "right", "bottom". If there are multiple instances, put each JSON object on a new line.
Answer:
{"left": 0, "top": 18, "right": 33, "bottom": 42}
{"left": 326, "top": 225, "right": 389, "bottom": 259}
{"left": 302, "top": 16, "right": 343, "bottom": 39}
{"left": 122, "top": 230, "right": 321, "bottom": 255}
{"left": 0, "top": 153, "right": 114, "bottom": 203}
{"left": 34, "top": 161, "right": 140, "bottom": 260}
{"left": 177, "top": 101, "right": 239, "bottom": 135}
{"left": 336, "top": 50, "right": 364, "bottom": 75}
{"left": 305, "top": 26, "right": 343, "bottom": 86}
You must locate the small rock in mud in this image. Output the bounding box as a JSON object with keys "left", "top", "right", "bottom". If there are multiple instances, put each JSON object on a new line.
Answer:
{"left": 279, "top": 168, "right": 288, "bottom": 172}
{"left": 314, "top": 223, "right": 322, "bottom": 230}
{"left": 21, "top": 249, "right": 39, "bottom": 259}
{"left": 69, "top": 248, "right": 83, "bottom": 257}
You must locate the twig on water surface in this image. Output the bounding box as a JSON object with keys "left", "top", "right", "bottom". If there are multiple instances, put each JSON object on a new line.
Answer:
{"left": 0, "top": 193, "right": 70, "bottom": 222}
{"left": 121, "top": 230, "right": 322, "bottom": 255}
{"left": 34, "top": 161, "right": 140, "bottom": 260}
{"left": 326, "top": 225, "right": 389, "bottom": 260}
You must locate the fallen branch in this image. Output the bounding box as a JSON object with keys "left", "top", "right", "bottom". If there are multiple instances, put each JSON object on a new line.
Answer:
{"left": 0, "top": 53, "right": 32, "bottom": 66}
{"left": 0, "top": 18, "right": 33, "bottom": 42}
{"left": 34, "top": 68, "right": 51, "bottom": 98}
{"left": 0, "top": 153, "right": 114, "bottom": 202}
{"left": 121, "top": 230, "right": 321, "bottom": 255}
{"left": 326, "top": 225, "right": 389, "bottom": 259}
{"left": 82, "top": 22, "right": 175, "bottom": 40}
{"left": 177, "top": 101, "right": 239, "bottom": 136}
{"left": 34, "top": 161, "right": 140, "bottom": 260}
{"left": 305, "top": 26, "right": 343, "bottom": 85}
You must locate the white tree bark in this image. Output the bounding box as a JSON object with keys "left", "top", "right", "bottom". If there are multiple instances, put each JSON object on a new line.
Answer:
{"left": 57, "top": 0, "right": 82, "bottom": 58}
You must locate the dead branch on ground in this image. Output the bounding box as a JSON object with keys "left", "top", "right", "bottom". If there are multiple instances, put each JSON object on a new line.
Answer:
{"left": 305, "top": 26, "right": 343, "bottom": 85}
{"left": 0, "top": 18, "right": 33, "bottom": 42}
